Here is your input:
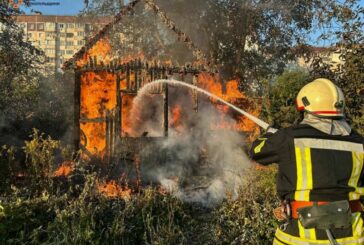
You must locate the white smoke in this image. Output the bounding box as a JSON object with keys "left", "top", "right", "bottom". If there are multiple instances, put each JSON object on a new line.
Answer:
{"left": 129, "top": 81, "right": 251, "bottom": 206}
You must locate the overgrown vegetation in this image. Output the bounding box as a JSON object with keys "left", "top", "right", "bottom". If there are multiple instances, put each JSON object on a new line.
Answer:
{"left": 0, "top": 0, "right": 362, "bottom": 244}
{"left": 0, "top": 131, "right": 278, "bottom": 244}
{"left": 0, "top": 1, "right": 74, "bottom": 147}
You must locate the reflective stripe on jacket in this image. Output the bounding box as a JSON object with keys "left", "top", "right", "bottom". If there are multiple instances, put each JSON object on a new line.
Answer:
{"left": 273, "top": 212, "right": 364, "bottom": 244}
{"left": 249, "top": 123, "right": 364, "bottom": 242}
{"left": 249, "top": 124, "right": 364, "bottom": 202}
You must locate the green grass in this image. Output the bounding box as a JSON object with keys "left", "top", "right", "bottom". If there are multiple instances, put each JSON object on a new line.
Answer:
{"left": 0, "top": 131, "right": 278, "bottom": 244}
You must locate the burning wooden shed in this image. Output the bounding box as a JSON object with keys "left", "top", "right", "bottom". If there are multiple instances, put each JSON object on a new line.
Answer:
{"left": 63, "top": 0, "right": 260, "bottom": 161}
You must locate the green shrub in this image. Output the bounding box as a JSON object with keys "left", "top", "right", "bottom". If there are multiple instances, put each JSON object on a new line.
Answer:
{"left": 0, "top": 145, "right": 16, "bottom": 193}
{"left": 212, "top": 166, "right": 278, "bottom": 244}
{"left": 24, "top": 129, "right": 60, "bottom": 190}
{"left": 0, "top": 132, "right": 279, "bottom": 244}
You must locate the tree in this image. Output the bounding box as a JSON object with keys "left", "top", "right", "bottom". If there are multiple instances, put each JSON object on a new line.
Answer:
{"left": 309, "top": 0, "right": 363, "bottom": 134}
{"left": 265, "top": 69, "right": 310, "bottom": 128}
{"left": 0, "top": 1, "right": 44, "bottom": 119}
{"left": 0, "top": 1, "right": 74, "bottom": 145}
{"left": 82, "top": 0, "right": 361, "bottom": 93}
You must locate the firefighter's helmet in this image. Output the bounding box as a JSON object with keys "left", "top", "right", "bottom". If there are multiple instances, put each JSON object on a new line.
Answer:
{"left": 296, "top": 78, "right": 345, "bottom": 118}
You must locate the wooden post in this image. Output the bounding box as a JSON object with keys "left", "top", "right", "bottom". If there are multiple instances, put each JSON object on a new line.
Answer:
{"left": 105, "top": 110, "right": 110, "bottom": 159}
{"left": 137, "top": 60, "right": 142, "bottom": 90}
{"left": 163, "top": 73, "right": 168, "bottom": 137}
{"left": 150, "top": 63, "right": 154, "bottom": 82}
{"left": 115, "top": 74, "right": 121, "bottom": 137}
{"left": 110, "top": 110, "right": 115, "bottom": 159}
{"left": 74, "top": 71, "right": 81, "bottom": 151}
{"left": 120, "top": 94, "right": 123, "bottom": 136}
{"left": 134, "top": 67, "right": 138, "bottom": 92}
{"left": 126, "top": 64, "right": 130, "bottom": 90}
{"left": 192, "top": 74, "right": 199, "bottom": 112}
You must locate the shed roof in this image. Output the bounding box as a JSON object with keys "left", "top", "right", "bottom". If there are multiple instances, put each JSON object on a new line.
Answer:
{"left": 63, "top": 0, "right": 210, "bottom": 70}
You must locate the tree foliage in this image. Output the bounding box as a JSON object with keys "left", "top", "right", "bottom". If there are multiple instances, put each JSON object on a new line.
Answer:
{"left": 82, "top": 0, "right": 361, "bottom": 96}
{"left": 0, "top": 1, "right": 44, "bottom": 120}
{"left": 309, "top": 0, "right": 363, "bottom": 133}
{"left": 0, "top": 2, "right": 74, "bottom": 145}
{"left": 265, "top": 69, "right": 310, "bottom": 128}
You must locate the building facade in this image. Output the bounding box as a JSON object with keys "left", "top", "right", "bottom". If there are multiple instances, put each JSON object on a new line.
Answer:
{"left": 296, "top": 46, "right": 345, "bottom": 71}
{"left": 13, "top": 15, "right": 111, "bottom": 73}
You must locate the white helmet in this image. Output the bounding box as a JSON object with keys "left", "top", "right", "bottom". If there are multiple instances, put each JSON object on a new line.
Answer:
{"left": 296, "top": 78, "right": 345, "bottom": 118}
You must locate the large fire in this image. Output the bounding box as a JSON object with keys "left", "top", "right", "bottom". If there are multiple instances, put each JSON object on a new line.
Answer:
{"left": 197, "top": 73, "right": 260, "bottom": 135}
{"left": 78, "top": 38, "right": 260, "bottom": 156}
{"left": 76, "top": 39, "right": 112, "bottom": 68}
{"left": 79, "top": 39, "right": 145, "bottom": 155}
{"left": 80, "top": 71, "right": 116, "bottom": 155}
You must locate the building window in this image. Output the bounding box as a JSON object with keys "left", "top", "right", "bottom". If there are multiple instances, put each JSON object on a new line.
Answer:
{"left": 66, "top": 50, "right": 74, "bottom": 55}
{"left": 77, "top": 40, "right": 84, "bottom": 45}
{"left": 27, "top": 23, "right": 36, "bottom": 31}
{"left": 45, "top": 22, "right": 55, "bottom": 31}
{"left": 60, "top": 50, "right": 65, "bottom": 55}
{"left": 60, "top": 33, "right": 66, "bottom": 38}
{"left": 67, "top": 23, "right": 74, "bottom": 28}
{"left": 58, "top": 23, "right": 64, "bottom": 29}
{"left": 46, "top": 49, "right": 55, "bottom": 55}
{"left": 66, "top": 33, "right": 74, "bottom": 38}
{"left": 19, "top": 23, "right": 26, "bottom": 29}
{"left": 85, "top": 24, "right": 92, "bottom": 32}
{"left": 75, "top": 23, "right": 84, "bottom": 28}
{"left": 27, "top": 32, "right": 32, "bottom": 38}
{"left": 77, "top": 31, "right": 84, "bottom": 36}
{"left": 66, "top": 41, "right": 73, "bottom": 46}
{"left": 60, "top": 41, "right": 65, "bottom": 46}
{"left": 37, "top": 23, "right": 44, "bottom": 31}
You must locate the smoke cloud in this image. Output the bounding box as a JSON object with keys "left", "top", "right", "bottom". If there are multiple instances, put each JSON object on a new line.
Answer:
{"left": 128, "top": 80, "right": 251, "bottom": 206}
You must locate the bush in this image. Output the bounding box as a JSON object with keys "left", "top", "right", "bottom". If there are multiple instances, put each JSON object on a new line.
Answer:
{"left": 212, "top": 166, "right": 278, "bottom": 244}
{"left": 266, "top": 69, "right": 310, "bottom": 127}
{"left": 0, "top": 133, "right": 279, "bottom": 244}
{"left": 0, "top": 145, "right": 15, "bottom": 193}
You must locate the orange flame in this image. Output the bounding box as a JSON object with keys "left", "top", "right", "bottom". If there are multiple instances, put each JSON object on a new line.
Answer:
{"left": 197, "top": 72, "right": 260, "bottom": 138}
{"left": 78, "top": 38, "right": 147, "bottom": 153}
{"left": 97, "top": 180, "right": 132, "bottom": 199}
{"left": 78, "top": 36, "right": 260, "bottom": 155}
{"left": 80, "top": 71, "right": 117, "bottom": 155}
{"left": 170, "top": 105, "right": 183, "bottom": 132}
{"left": 76, "top": 38, "right": 112, "bottom": 68}
{"left": 54, "top": 161, "right": 74, "bottom": 177}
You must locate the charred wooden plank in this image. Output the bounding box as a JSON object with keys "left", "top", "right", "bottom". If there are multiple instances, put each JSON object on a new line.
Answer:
{"left": 163, "top": 78, "right": 168, "bottom": 137}
{"left": 126, "top": 64, "right": 130, "bottom": 90}
{"left": 74, "top": 71, "right": 82, "bottom": 151}
{"left": 115, "top": 74, "right": 121, "bottom": 138}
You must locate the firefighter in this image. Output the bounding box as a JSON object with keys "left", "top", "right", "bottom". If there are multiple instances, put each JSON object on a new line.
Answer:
{"left": 250, "top": 78, "right": 364, "bottom": 245}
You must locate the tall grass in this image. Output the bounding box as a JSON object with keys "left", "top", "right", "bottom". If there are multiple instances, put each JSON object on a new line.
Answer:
{"left": 0, "top": 130, "right": 278, "bottom": 244}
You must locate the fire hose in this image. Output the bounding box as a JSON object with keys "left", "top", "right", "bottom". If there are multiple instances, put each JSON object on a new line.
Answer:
{"left": 141, "top": 79, "right": 278, "bottom": 133}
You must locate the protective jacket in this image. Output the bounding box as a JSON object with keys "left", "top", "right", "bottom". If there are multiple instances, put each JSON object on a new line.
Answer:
{"left": 250, "top": 123, "right": 364, "bottom": 244}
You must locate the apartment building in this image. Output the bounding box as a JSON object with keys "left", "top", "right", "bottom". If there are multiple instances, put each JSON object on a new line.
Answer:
{"left": 13, "top": 15, "right": 111, "bottom": 72}
{"left": 296, "top": 46, "right": 345, "bottom": 71}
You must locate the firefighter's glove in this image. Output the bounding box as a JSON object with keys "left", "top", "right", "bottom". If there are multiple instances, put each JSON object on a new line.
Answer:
{"left": 266, "top": 126, "right": 278, "bottom": 134}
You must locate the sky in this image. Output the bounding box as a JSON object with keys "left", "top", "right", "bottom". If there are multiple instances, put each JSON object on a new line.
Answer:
{"left": 19, "top": 0, "right": 363, "bottom": 46}
{"left": 20, "top": 0, "right": 86, "bottom": 15}
{"left": 19, "top": 0, "right": 364, "bottom": 16}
